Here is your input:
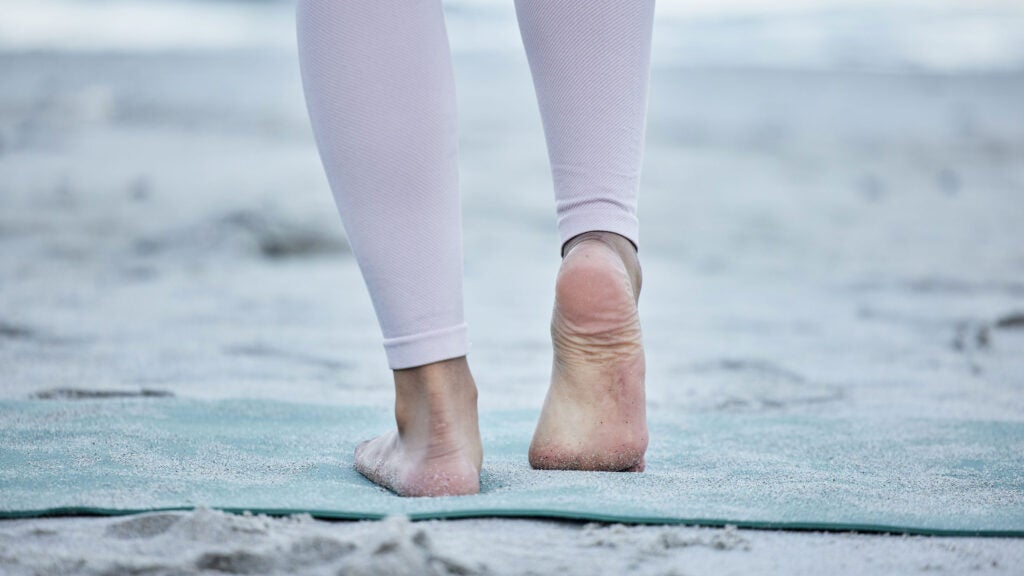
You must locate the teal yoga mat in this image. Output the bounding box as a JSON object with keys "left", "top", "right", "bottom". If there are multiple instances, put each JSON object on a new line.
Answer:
{"left": 1, "top": 398, "right": 1022, "bottom": 536}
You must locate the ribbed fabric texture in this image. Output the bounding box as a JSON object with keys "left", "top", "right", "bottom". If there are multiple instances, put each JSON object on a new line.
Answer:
{"left": 296, "top": 0, "right": 654, "bottom": 369}
{"left": 516, "top": 0, "right": 655, "bottom": 251}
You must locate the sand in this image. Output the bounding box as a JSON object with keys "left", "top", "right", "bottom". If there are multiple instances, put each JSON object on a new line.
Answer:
{"left": 1, "top": 0, "right": 1023, "bottom": 573}
{"left": 2, "top": 509, "right": 1022, "bottom": 575}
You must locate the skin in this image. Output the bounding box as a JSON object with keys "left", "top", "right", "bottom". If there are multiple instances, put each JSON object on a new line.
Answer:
{"left": 353, "top": 356, "right": 483, "bottom": 497}
{"left": 529, "top": 230, "right": 646, "bottom": 472}
{"left": 353, "top": 230, "right": 646, "bottom": 496}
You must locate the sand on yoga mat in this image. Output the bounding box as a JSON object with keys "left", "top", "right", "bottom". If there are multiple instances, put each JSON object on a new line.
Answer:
{"left": 2, "top": 398, "right": 1021, "bottom": 537}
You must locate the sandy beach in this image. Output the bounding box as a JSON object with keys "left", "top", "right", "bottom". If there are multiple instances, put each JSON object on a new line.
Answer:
{"left": 2, "top": 0, "right": 1024, "bottom": 573}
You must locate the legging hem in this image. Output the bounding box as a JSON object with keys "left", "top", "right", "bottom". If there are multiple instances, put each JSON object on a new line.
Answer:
{"left": 558, "top": 210, "right": 639, "bottom": 254}
{"left": 382, "top": 323, "right": 469, "bottom": 370}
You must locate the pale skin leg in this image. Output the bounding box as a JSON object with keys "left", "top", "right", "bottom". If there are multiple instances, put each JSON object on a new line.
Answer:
{"left": 353, "top": 230, "right": 646, "bottom": 497}
{"left": 300, "top": 0, "right": 651, "bottom": 495}
{"left": 353, "top": 357, "right": 482, "bottom": 497}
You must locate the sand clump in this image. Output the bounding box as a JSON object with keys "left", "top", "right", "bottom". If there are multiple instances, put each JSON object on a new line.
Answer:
{"left": 2, "top": 509, "right": 486, "bottom": 576}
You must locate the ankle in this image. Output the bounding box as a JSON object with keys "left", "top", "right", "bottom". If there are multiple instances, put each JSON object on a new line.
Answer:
{"left": 392, "top": 357, "right": 478, "bottom": 438}
{"left": 394, "top": 356, "right": 476, "bottom": 399}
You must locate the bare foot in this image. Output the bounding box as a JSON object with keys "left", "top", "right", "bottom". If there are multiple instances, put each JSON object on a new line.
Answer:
{"left": 529, "top": 231, "right": 648, "bottom": 472}
{"left": 354, "top": 357, "right": 483, "bottom": 497}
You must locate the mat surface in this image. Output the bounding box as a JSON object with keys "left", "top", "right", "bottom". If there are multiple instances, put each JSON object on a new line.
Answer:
{"left": 1, "top": 399, "right": 1022, "bottom": 536}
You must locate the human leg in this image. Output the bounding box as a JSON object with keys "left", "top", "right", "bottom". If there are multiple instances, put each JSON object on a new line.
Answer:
{"left": 515, "top": 0, "right": 655, "bottom": 471}
{"left": 353, "top": 357, "right": 481, "bottom": 497}
{"left": 296, "top": 0, "right": 480, "bottom": 495}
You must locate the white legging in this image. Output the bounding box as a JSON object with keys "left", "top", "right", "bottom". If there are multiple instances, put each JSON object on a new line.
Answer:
{"left": 296, "top": 0, "right": 655, "bottom": 369}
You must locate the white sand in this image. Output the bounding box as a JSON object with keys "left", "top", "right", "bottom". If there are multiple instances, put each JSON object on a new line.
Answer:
{"left": 1, "top": 1, "right": 1024, "bottom": 574}
{"left": 1, "top": 509, "right": 1022, "bottom": 575}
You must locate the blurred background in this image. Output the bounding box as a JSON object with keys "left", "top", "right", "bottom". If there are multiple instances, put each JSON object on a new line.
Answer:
{"left": 1, "top": 0, "right": 1023, "bottom": 420}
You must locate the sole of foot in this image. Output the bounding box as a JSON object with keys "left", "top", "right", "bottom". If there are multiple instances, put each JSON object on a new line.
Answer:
{"left": 529, "top": 233, "right": 648, "bottom": 472}
{"left": 354, "top": 357, "right": 483, "bottom": 497}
